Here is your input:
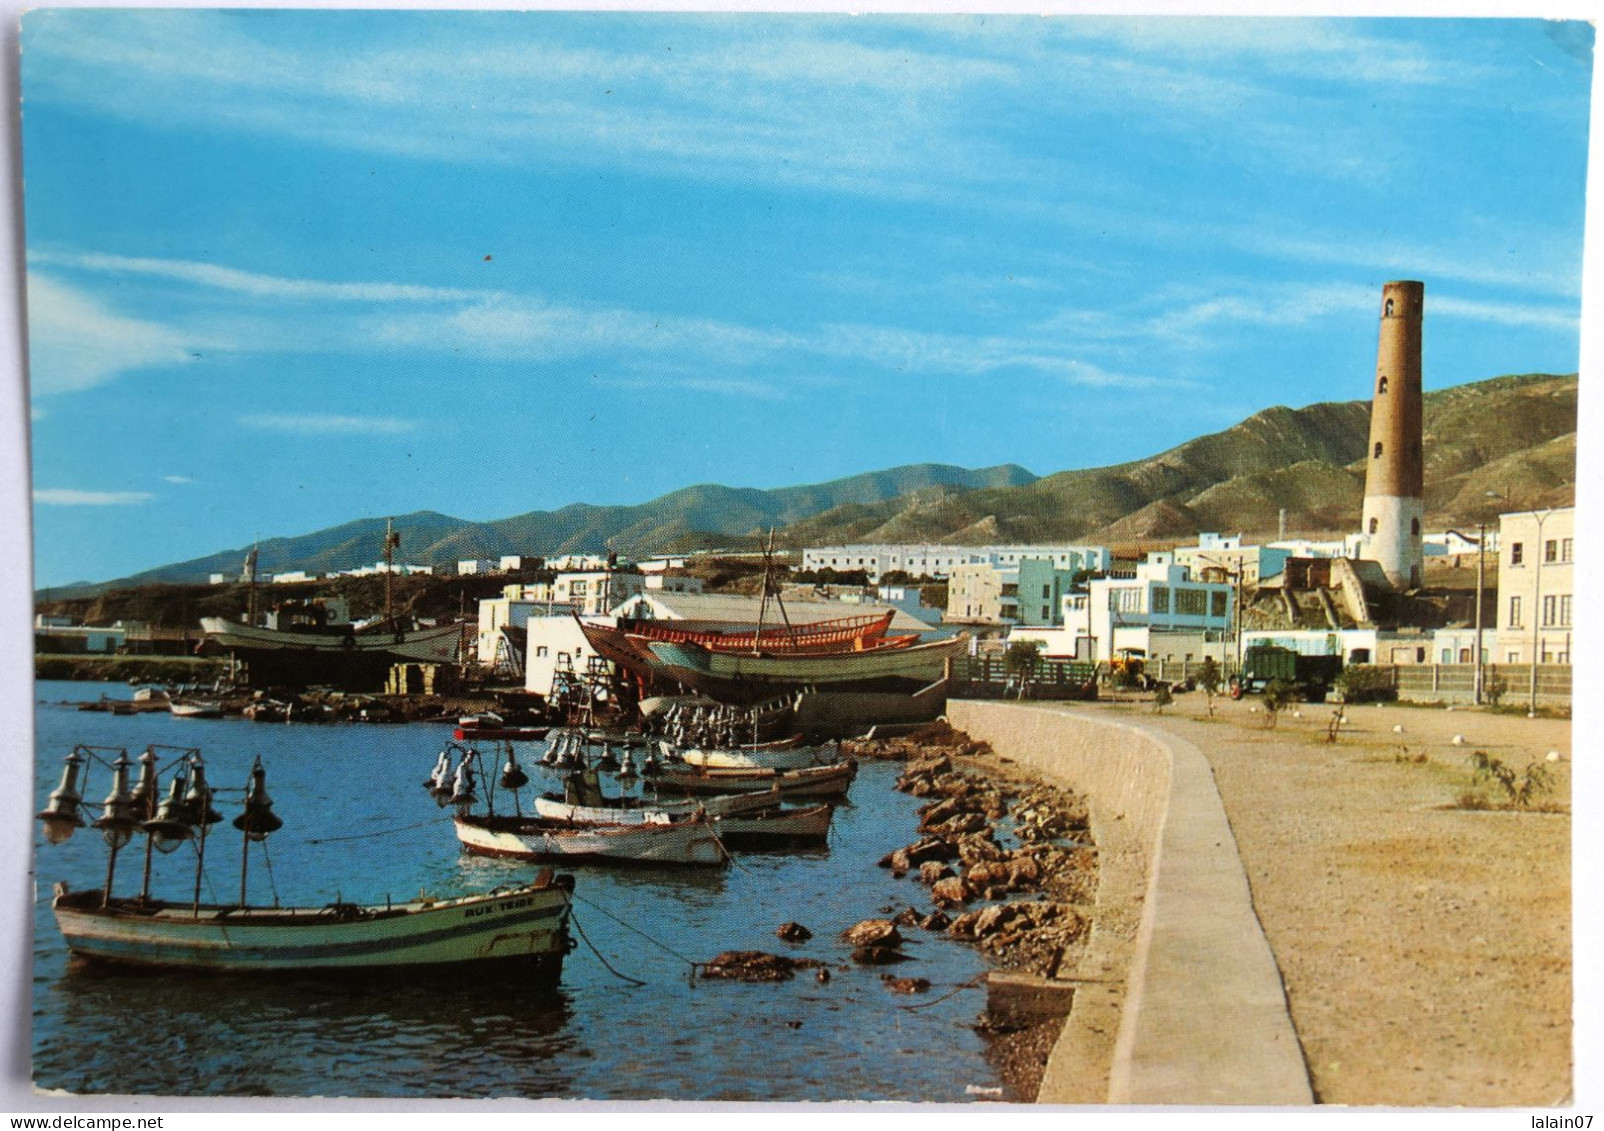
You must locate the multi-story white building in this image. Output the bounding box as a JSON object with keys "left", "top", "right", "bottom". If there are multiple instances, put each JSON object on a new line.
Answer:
{"left": 947, "top": 563, "right": 1019, "bottom": 624}
{"left": 1496, "top": 507, "right": 1574, "bottom": 665}
{"left": 800, "top": 543, "right": 1110, "bottom": 581}
{"left": 1172, "top": 534, "right": 1291, "bottom": 587}
{"left": 1079, "top": 553, "right": 1234, "bottom": 663}
{"left": 553, "top": 570, "right": 646, "bottom": 616}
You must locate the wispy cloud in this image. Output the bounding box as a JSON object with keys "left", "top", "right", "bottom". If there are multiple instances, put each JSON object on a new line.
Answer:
{"left": 240, "top": 413, "right": 418, "bottom": 435}
{"left": 34, "top": 488, "right": 155, "bottom": 506}
{"left": 25, "top": 274, "right": 196, "bottom": 393}
{"left": 163, "top": 475, "right": 195, "bottom": 484}
{"left": 29, "top": 250, "right": 481, "bottom": 303}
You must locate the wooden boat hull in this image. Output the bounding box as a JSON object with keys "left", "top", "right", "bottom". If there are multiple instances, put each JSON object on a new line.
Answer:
{"left": 170, "top": 700, "right": 223, "bottom": 719}
{"left": 200, "top": 617, "right": 461, "bottom": 663}
{"left": 454, "top": 726, "right": 551, "bottom": 742}
{"left": 51, "top": 879, "right": 572, "bottom": 978}
{"left": 651, "top": 759, "right": 857, "bottom": 799}
{"left": 643, "top": 634, "right": 966, "bottom": 701}
{"left": 719, "top": 803, "right": 834, "bottom": 847}
{"left": 454, "top": 814, "right": 727, "bottom": 866}
{"left": 625, "top": 609, "right": 896, "bottom": 652}
{"left": 676, "top": 742, "right": 834, "bottom": 771}
{"left": 531, "top": 790, "right": 774, "bottom": 825}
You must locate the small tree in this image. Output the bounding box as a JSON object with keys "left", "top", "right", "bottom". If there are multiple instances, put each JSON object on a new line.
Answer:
{"left": 1198, "top": 657, "right": 1223, "bottom": 718}
{"left": 1003, "top": 640, "right": 1042, "bottom": 699}
{"left": 1260, "top": 678, "right": 1296, "bottom": 728}
{"left": 1152, "top": 683, "right": 1173, "bottom": 714}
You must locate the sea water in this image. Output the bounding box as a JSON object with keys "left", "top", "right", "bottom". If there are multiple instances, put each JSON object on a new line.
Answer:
{"left": 31, "top": 682, "right": 1004, "bottom": 1101}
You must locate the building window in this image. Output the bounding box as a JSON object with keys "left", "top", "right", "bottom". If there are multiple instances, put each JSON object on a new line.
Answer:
{"left": 1510, "top": 542, "right": 1523, "bottom": 566}
{"left": 1176, "top": 589, "right": 1207, "bottom": 616}
{"left": 1369, "top": 518, "right": 1378, "bottom": 534}
{"left": 1459, "top": 648, "right": 1471, "bottom": 663}
{"left": 1041, "top": 605, "right": 1050, "bottom": 620}
{"left": 1507, "top": 651, "right": 1520, "bottom": 664}
{"left": 1441, "top": 649, "right": 1453, "bottom": 663}
{"left": 1373, "top": 442, "right": 1384, "bottom": 459}
{"left": 1509, "top": 596, "right": 1521, "bottom": 627}
{"left": 536, "top": 646, "right": 548, "bottom": 658}
{"left": 1210, "top": 591, "right": 1228, "bottom": 617}
{"left": 1561, "top": 537, "right": 1573, "bottom": 562}
{"left": 1561, "top": 594, "right": 1572, "bottom": 626}
{"left": 1385, "top": 298, "right": 1395, "bottom": 316}
{"left": 1378, "top": 375, "right": 1389, "bottom": 394}
{"left": 1543, "top": 595, "right": 1557, "bottom": 627}
{"left": 1151, "top": 585, "right": 1170, "bottom": 613}
{"left": 1411, "top": 518, "right": 1420, "bottom": 535}
{"left": 1545, "top": 539, "right": 1558, "bottom": 563}
{"left": 1042, "top": 584, "right": 1051, "bottom": 599}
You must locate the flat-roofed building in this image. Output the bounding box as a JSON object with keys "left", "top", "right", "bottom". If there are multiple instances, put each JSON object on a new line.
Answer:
{"left": 1495, "top": 507, "right": 1574, "bottom": 665}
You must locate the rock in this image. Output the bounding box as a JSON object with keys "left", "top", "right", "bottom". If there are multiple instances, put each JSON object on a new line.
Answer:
{"left": 918, "top": 909, "right": 952, "bottom": 931}
{"left": 775, "top": 921, "right": 812, "bottom": 943}
{"left": 842, "top": 919, "right": 903, "bottom": 948}
{"left": 930, "top": 876, "right": 971, "bottom": 908}
{"left": 852, "top": 944, "right": 912, "bottom": 965}
{"left": 903, "top": 837, "right": 956, "bottom": 865}
{"left": 701, "top": 951, "right": 825, "bottom": 982}
{"left": 964, "top": 860, "right": 1009, "bottom": 888}
{"left": 893, "top": 906, "right": 922, "bottom": 927}
{"left": 882, "top": 975, "right": 931, "bottom": 994}
{"left": 917, "top": 860, "right": 955, "bottom": 885}
{"left": 816, "top": 968, "right": 831, "bottom": 983}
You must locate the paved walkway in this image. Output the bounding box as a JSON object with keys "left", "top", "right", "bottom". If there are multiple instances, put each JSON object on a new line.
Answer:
{"left": 948, "top": 702, "right": 1312, "bottom": 1105}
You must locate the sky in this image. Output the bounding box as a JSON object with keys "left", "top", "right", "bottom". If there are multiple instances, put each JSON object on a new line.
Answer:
{"left": 17, "top": 11, "right": 1596, "bottom": 586}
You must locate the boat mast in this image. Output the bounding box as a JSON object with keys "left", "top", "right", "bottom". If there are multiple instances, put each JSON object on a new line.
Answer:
{"left": 383, "top": 518, "right": 401, "bottom": 627}
{"left": 243, "top": 544, "right": 259, "bottom": 626}
{"left": 752, "top": 528, "right": 794, "bottom": 653}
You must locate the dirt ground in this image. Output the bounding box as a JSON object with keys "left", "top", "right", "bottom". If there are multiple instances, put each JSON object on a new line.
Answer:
{"left": 1086, "top": 689, "right": 1573, "bottom": 1107}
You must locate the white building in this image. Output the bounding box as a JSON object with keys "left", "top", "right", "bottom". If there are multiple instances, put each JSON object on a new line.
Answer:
{"left": 1172, "top": 534, "right": 1291, "bottom": 587}
{"left": 1076, "top": 553, "right": 1234, "bottom": 663}
{"left": 800, "top": 543, "right": 1111, "bottom": 581}
{"left": 271, "top": 570, "right": 317, "bottom": 584}
{"left": 553, "top": 570, "right": 646, "bottom": 616}
{"left": 1496, "top": 507, "right": 1574, "bottom": 665}
{"left": 548, "top": 553, "right": 611, "bottom": 572}
{"left": 643, "top": 572, "right": 705, "bottom": 594}
{"left": 499, "top": 555, "right": 533, "bottom": 572}
{"left": 458, "top": 559, "right": 498, "bottom": 576}
{"left": 523, "top": 614, "right": 606, "bottom": 698}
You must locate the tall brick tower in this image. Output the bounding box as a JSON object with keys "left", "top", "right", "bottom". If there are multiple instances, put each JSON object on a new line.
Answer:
{"left": 1361, "top": 280, "right": 1425, "bottom": 589}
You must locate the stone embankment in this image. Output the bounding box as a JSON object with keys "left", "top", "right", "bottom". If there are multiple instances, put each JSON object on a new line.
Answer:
{"left": 939, "top": 702, "right": 1313, "bottom": 1106}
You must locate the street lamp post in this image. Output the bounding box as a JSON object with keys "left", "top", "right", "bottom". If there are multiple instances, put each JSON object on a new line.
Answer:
{"left": 1446, "top": 525, "right": 1487, "bottom": 704}
{"left": 1528, "top": 508, "right": 1553, "bottom": 717}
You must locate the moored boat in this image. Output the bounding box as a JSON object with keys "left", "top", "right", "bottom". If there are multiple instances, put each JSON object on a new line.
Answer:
{"left": 36, "top": 744, "right": 574, "bottom": 981}
{"left": 643, "top": 633, "right": 968, "bottom": 702}
{"left": 169, "top": 699, "right": 224, "bottom": 719}
{"left": 453, "top": 812, "right": 727, "bottom": 866}
{"left": 199, "top": 617, "right": 461, "bottom": 663}
{"left": 651, "top": 758, "right": 858, "bottom": 799}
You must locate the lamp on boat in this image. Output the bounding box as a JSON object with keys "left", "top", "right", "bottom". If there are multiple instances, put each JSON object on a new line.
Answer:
{"left": 91, "top": 750, "right": 142, "bottom": 850}
{"left": 499, "top": 747, "right": 528, "bottom": 792}
{"left": 131, "top": 747, "right": 160, "bottom": 820}
{"left": 426, "top": 749, "right": 452, "bottom": 800}
{"left": 232, "top": 756, "right": 283, "bottom": 842}
{"left": 449, "top": 755, "right": 477, "bottom": 807}
{"left": 37, "top": 749, "right": 87, "bottom": 845}
{"left": 595, "top": 743, "right": 620, "bottom": 772}
{"left": 183, "top": 757, "right": 225, "bottom": 827}
{"left": 143, "top": 771, "right": 195, "bottom": 853}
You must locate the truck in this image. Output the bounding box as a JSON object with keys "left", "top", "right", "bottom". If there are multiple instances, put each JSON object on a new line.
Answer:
{"left": 1228, "top": 645, "right": 1343, "bottom": 703}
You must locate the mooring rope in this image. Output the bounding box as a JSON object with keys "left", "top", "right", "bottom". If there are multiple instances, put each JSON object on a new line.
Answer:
{"left": 895, "top": 972, "right": 989, "bottom": 1011}
{"left": 567, "top": 889, "right": 702, "bottom": 969}
{"left": 568, "top": 906, "right": 647, "bottom": 986}
{"left": 303, "top": 817, "right": 441, "bottom": 845}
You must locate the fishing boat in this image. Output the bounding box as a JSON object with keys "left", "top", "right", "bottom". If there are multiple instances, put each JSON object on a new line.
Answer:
{"left": 529, "top": 768, "right": 833, "bottom": 847}
{"left": 454, "top": 713, "right": 552, "bottom": 742}
{"left": 36, "top": 744, "right": 574, "bottom": 980}
{"left": 452, "top": 812, "right": 726, "bottom": 866}
{"left": 624, "top": 608, "right": 898, "bottom": 652}
{"left": 651, "top": 758, "right": 858, "bottom": 800}
{"left": 674, "top": 739, "right": 835, "bottom": 771}
{"left": 643, "top": 633, "right": 968, "bottom": 701}
{"left": 169, "top": 699, "right": 224, "bottom": 719}
{"left": 428, "top": 742, "right": 728, "bottom": 867}
{"left": 199, "top": 617, "right": 462, "bottom": 663}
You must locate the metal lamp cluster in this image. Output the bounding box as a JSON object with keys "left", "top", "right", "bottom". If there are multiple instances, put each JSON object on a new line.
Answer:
{"left": 38, "top": 746, "right": 283, "bottom": 852}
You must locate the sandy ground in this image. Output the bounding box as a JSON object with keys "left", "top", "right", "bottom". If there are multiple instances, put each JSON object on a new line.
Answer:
{"left": 1087, "top": 689, "right": 1573, "bottom": 1107}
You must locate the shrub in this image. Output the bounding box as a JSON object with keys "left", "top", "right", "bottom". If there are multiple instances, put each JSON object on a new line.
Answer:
{"left": 1152, "top": 684, "right": 1173, "bottom": 714}
{"left": 1260, "top": 678, "right": 1296, "bottom": 727}
{"left": 1334, "top": 665, "right": 1396, "bottom": 703}
{"left": 1466, "top": 750, "right": 1553, "bottom": 808}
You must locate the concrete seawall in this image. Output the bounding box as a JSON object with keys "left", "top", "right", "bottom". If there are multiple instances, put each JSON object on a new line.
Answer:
{"left": 946, "top": 701, "right": 1313, "bottom": 1105}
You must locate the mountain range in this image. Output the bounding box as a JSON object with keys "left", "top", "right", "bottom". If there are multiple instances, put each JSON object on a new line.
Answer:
{"left": 61, "top": 372, "right": 1576, "bottom": 594}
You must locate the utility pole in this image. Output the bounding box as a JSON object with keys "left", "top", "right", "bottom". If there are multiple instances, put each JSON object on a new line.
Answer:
{"left": 1528, "top": 508, "right": 1552, "bottom": 717}
{"left": 1474, "top": 523, "right": 1485, "bottom": 705}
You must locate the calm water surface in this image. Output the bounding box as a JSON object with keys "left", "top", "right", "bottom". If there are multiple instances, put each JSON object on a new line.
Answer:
{"left": 32, "top": 682, "right": 1004, "bottom": 1101}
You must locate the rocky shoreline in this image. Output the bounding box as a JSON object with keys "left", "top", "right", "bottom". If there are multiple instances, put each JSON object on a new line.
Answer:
{"left": 843, "top": 721, "right": 1100, "bottom": 1099}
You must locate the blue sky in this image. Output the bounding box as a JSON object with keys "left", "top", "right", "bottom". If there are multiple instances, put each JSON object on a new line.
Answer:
{"left": 20, "top": 11, "right": 1594, "bottom": 587}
